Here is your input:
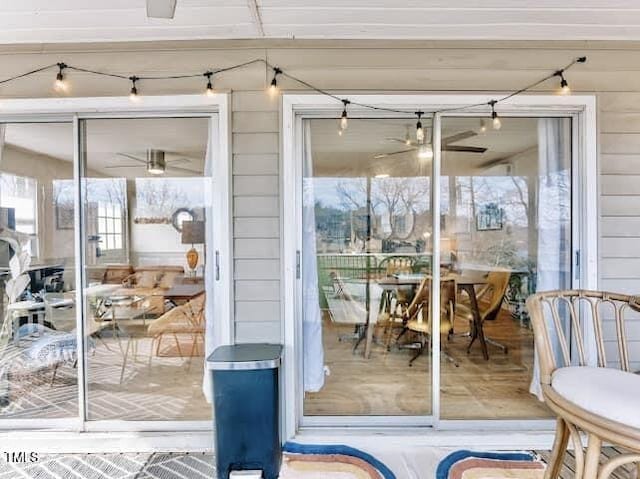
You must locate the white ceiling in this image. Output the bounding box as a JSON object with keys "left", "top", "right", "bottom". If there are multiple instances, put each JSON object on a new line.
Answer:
{"left": 310, "top": 117, "right": 539, "bottom": 177}
{"left": 4, "top": 118, "right": 207, "bottom": 177}
{"left": 1, "top": 0, "right": 640, "bottom": 43}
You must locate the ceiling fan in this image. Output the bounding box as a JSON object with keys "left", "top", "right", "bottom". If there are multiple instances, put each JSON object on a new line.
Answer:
{"left": 374, "top": 128, "right": 487, "bottom": 159}
{"left": 105, "top": 149, "right": 199, "bottom": 175}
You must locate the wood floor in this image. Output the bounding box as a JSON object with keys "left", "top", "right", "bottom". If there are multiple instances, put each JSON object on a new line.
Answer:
{"left": 304, "top": 307, "right": 552, "bottom": 419}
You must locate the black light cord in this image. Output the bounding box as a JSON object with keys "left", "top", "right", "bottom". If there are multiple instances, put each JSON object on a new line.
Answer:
{"left": 0, "top": 56, "right": 587, "bottom": 118}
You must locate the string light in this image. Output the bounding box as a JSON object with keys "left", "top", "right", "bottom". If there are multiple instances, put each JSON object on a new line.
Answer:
{"left": 129, "top": 76, "right": 139, "bottom": 101}
{"left": 339, "top": 99, "right": 350, "bottom": 132}
{"left": 269, "top": 67, "right": 282, "bottom": 95}
{"left": 204, "top": 71, "right": 214, "bottom": 96}
{"left": 554, "top": 70, "right": 570, "bottom": 95}
{"left": 54, "top": 62, "right": 67, "bottom": 92}
{"left": 489, "top": 100, "right": 501, "bottom": 130}
{"left": 415, "top": 111, "right": 425, "bottom": 143}
{"left": 0, "top": 56, "right": 588, "bottom": 125}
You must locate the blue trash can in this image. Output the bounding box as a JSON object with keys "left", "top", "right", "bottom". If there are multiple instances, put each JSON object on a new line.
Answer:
{"left": 207, "top": 343, "right": 283, "bottom": 479}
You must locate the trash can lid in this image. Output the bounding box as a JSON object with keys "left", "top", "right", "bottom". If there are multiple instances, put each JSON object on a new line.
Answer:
{"left": 206, "top": 343, "right": 282, "bottom": 370}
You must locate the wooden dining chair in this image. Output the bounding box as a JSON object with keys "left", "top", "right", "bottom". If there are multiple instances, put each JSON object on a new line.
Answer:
{"left": 406, "top": 277, "right": 457, "bottom": 367}
{"left": 456, "top": 270, "right": 511, "bottom": 356}
{"left": 527, "top": 290, "right": 640, "bottom": 479}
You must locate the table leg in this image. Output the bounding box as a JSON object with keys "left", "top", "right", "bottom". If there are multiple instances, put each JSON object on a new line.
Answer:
{"left": 462, "top": 284, "right": 489, "bottom": 360}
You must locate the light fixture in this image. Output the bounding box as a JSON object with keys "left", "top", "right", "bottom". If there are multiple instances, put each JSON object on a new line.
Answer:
{"left": 129, "top": 76, "right": 140, "bottom": 101}
{"left": 489, "top": 100, "right": 501, "bottom": 130}
{"left": 146, "top": 0, "right": 177, "bottom": 19}
{"left": 54, "top": 62, "right": 67, "bottom": 91}
{"left": 375, "top": 173, "right": 390, "bottom": 178}
{"left": 204, "top": 71, "right": 214, "bottom": 96}
{"left": 415, "top": 111, "right": 425, "bottom": 143}
{"left": 479, "top": 119, "right": 487, "bottom": 133}
{"left": 418, "top": 143, "right": 434, "bottom": 161}
{"left": 269, "top": 67, "right": 282, "bottom": 96}
{"left": 146, "top": 149, "right": 166, "bottom": 175}
{"left": 555, "top": 70, "right": 570, "bottom": 95}
{"left": 340, "top": 99, "right": 350, "bottom": 131}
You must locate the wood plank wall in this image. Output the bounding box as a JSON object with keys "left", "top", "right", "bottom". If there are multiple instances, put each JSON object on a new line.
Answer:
{"left": 0, "top": 40, "right": 638, "bottom": 364}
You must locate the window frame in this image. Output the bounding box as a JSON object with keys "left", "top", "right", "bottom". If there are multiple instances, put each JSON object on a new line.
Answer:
{"left": 282, "top": 93, "right": 597, "bottom": 443}
{"left": 0, "top": 94, "right": 233, "bottom": 435}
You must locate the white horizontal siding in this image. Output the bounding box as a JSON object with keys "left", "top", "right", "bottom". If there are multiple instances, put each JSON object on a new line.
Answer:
{"left": 0, "top": 41, "right": 636, "bottom": 364}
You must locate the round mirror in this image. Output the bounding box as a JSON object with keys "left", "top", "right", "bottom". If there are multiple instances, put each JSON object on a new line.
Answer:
{"left": 171, "top": 207, "right": 195, "bottom": 232}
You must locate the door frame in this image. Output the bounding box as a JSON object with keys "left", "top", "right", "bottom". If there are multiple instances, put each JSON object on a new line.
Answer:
{"left": 0, "top": 94, "right": 233, "bottom": 433}
{"left": 281, "top": 93, "right": 597, "bottom": 441}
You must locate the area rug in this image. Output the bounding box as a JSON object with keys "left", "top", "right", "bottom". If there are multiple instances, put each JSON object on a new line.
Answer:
{"left": 436, "top": 450, "right": 545, "bottom": 478}
{"left": 281, "top": 443, "right": 396, "bottom": 478}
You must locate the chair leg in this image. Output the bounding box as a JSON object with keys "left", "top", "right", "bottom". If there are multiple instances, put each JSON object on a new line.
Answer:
{"left": 544, "top": 418, "right": 569, "bottom": 479}
{"left": 486, "top": 337, "right": 509, "bottom": 354}
{"left": 119, "top": 339, "right": 132, "bottom": 385}
{"left": 583, "top": 434, "right": 602, "bottom": 479}
{"left": 408, "top": 334, "right": 426, "bottom": 367}
{"left": 50, "top": 364, "right": 59, "bottom": 386}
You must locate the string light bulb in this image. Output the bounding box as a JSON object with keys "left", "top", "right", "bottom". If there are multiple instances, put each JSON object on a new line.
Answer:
{"left": 489, "top": 100, "right": 501, "bottom": 130}
{"left": 204, "top": 71, "right": 214, "bottom": 96}
{"left": 54, "top": 62, "right": 67, "bottom": 92}
{"left": 269, "top": 67, "right": 282, "bottom": 96}
{"left": 129, "top": 76, "right": 139, "bottom": 101}
{"left": 339, "top": 99, "right": 350, "bottom": 132}
{"left": 415, "top": 111, "right": 425, "bottom": 143}
{"left": 554, "top": 70, "right": 570, "bottom": 95}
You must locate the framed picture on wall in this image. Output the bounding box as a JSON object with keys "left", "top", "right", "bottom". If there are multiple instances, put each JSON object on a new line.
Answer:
{"left": 476, "top": 203, "right": 504, "bottom": 231}
{"left": 53, "top": 179, "right": 74, "bottom": 229}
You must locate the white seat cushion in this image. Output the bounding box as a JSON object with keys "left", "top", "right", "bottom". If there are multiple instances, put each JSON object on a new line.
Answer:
{"left": 552, "top": 366, "right": 640, "bottom": 429}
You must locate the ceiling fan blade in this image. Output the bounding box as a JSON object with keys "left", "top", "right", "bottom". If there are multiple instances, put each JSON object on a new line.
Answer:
{"left": 166, "top": 158, "right": 190, "bottom": 164}
{"left": 442, "top": 130, "right": 477, "bottom": 145}
{"left": 385, "top": 137, "right": 418, "bottom": 146}
{"left": 374, "top": 149, "right": 416, "bottom": 159}
{"left": 479, "top": 157, "right": 509, "bottom": 169}
{"left": 116, "top": 153, "right": 146, "bottom": 164}
{"left": 166, "top": 165, "right": 201, "bottom": 174}
{"left": 443, "top": 145, "right": 487, "bottom": 153}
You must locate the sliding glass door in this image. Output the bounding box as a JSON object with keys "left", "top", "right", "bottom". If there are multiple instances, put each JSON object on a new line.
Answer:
{"left": 438, "top": 116, "right": 572, "bottom": 420}
{"left": 298, "top": 111, "right": 576, "bottom": 426}
{"left": 79, "top": 117, "right": 213, "bottom": 422}
{"left": 301, "top": 117, "right": 434, "bottom": 419}
{"left": 0, "top": 122, "right": 77, "bottom": 421}
{"left": 0, "top": 98, "right": 226, "bottom": 431}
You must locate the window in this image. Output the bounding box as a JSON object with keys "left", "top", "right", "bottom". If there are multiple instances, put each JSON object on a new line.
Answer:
{"left": 0, "top": 172, "right": 38, "bottom": 256}
{"left": 97, "top": 201, "right": 123, "bottom": 251}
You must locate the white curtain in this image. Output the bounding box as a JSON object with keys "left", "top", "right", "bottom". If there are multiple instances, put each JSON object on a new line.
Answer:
{"left": 302, "top": 121, "right": 325, "bottom": 392}
{"left": 530, "top": 118, "right": 596, "bottom": 399}
{"left": 202, "top": 120, "right": 216, "bottom": 402}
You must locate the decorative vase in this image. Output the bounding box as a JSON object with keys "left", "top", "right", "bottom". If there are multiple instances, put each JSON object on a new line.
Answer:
{"left": 186, "top": 247, "right": 199, "bottom": 272}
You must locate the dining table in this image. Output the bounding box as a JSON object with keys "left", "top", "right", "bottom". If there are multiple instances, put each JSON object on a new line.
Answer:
{"left": 377, "top": 271, "right": 490, "bottom": 359}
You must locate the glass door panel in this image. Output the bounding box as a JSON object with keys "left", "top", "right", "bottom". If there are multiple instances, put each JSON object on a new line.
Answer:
{"left": 439, "top": 116, "right": 572, "bottom": 419}
{"left": 80, "top": 117, "right": 212, "bottom": 421}
{"left": 302, "top": 118, "right": 433, "bottom": 417}
{"left": 0, "top": 122, "right": 78, "bottom": 420}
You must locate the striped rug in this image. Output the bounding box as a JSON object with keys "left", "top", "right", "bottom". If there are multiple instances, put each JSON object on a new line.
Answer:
{"left": 436, "top": 450, "right": 545, "bottom": 479}
{"left": 281, "top": 443, "right": 396, "bottom": 479}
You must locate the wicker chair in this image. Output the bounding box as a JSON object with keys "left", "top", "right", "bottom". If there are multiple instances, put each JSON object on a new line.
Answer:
{"left": 526, "top": 290, "right": 640, "bottom": 479}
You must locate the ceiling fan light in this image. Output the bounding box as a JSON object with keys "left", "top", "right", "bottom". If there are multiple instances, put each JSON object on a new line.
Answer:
{"left": 146, "top": 149, "right": 166, "bottom": 175}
